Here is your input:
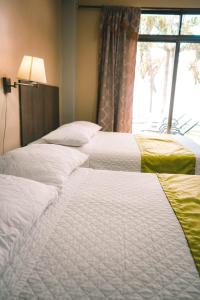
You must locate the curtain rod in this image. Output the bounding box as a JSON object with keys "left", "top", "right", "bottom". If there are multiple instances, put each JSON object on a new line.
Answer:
{"left": 78, "top": 5, "right": 166, "bottom": 9}
{"left": 78, "top": 5, "right": 200, "bottom": 13}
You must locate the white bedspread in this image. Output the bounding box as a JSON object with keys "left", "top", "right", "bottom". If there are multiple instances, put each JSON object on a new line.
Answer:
{"left": 1, "top": 168, "right": 199, "bottom": 299}
{"left": 79, "top": 132, "right": 200, "bottom": 174}
{"left": 79, "top": 132, "right": 141, "bottom": 171}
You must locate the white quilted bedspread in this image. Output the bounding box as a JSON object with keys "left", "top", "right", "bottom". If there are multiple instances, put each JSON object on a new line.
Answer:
{"left": 79, "top": 132, "right": 200, "bottom": 174}
{"left": 1, "top": 168, "right": 199, "bottom": 299}
{"left": 79, "top": 132, "right": 141, "bottom": 172}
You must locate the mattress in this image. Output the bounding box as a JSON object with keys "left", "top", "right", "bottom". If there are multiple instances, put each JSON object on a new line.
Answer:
{"left": 78, "top": 132, "right": 200, "bottom": 174}
{"left": 1, "top": 168, "right": 200, "bottom": 299}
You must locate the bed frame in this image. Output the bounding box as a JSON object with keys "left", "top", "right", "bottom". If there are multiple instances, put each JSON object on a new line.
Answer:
{"left": 19, "top": 81, "right": 59, "bottom": 146}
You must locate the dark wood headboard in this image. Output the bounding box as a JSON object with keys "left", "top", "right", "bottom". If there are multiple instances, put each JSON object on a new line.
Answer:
{"left": 19, "top": 82, "right": 59, "bottom": 146}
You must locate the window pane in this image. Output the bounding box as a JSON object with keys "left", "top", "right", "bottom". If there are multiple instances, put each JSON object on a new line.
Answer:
{"left": 181, "top": 15, "right": 200, "bottom": 35}
{"left": 132, "top": 42, "right": 176, "bottom": 133}
{"left": 172, "top": 43, "right": 200, "bottom": 144}
{"left": 139, "top": 14, "right": 180, "bottom": 35}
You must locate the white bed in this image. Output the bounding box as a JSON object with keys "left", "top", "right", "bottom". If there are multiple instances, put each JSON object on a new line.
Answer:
{"left": 0, "top": 144, "right": 200, "bottom": 299}
{"left": 76, "top": 131, "right": 200, "bottom": 174}
{"left": 36, "top": 122, "right": 200, "bottom": 174}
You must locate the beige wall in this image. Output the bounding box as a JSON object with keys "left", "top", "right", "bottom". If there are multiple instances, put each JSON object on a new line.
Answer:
{"left": 76, "top": 0, "right": 200, "bottom": 122}
{"left": 76, "top": 8, "right": 100, "bottom": 122}
{"left": 0, "top": 0, "right": 60, "bottom": 154}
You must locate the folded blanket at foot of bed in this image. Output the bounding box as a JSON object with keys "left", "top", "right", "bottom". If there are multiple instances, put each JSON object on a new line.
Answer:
{"left": 157, "top": 173, "right": 200, "bottom": 275}
{"left": 135, "top": 134, "right": 196, "bottom": 174}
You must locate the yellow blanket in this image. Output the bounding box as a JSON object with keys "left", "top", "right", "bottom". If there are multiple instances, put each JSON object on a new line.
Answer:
{"left": 158, "top": 174, "right": 200, "bottom": 275}
{"left": 135, "top": 134, "right": 196, "bottom": 174}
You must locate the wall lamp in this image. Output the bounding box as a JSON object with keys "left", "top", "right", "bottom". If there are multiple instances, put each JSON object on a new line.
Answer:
{"left": 2, "top": 55, "right": 47, "bottom": 94}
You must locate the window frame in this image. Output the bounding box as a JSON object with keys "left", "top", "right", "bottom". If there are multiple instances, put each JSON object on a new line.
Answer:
{"left": 137, "top": 8, "right": 200, "bottom": 133}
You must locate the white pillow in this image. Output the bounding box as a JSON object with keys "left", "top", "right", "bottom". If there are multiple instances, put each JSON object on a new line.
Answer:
{"left": 42, "top": 121, "right": 102, "bottom": 146}
{"left": 0, "top": 144, "right": 88, "bottom": 187}
{"left": 0, "top": 174, "right": 58, "bottom": 274}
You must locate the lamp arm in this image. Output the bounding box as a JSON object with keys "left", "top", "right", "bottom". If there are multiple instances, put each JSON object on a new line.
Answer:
{"left": 2, "top": 77, "right": 38, "bottom": 94}
{"left": 13, "top": 81, "right": 38, "bottom": 88}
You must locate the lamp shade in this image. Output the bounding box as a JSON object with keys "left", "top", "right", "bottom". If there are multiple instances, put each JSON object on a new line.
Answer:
{"left": 17, "top": 56, "right": 47, "bottom": 83}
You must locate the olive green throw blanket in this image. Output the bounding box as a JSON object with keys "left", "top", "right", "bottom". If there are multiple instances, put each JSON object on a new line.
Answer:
{"left": 158, "top": 174, "right": 200, "bottom": 275}
{"left": 135, "top": 134, "right": 196, "bottom": 174}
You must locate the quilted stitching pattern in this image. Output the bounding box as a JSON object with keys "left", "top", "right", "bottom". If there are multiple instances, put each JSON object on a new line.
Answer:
{"left": 1, "top": 169, "right": 200, "bottom": 299}
{"left": 79, "top": 132, "right": 200, "bottom": 174}
{"left": 79, "top": 132, "right": 141, "bottom": 172}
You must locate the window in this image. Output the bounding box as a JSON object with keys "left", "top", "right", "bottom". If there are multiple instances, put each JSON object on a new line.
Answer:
{"left": 133, "top": 9, "right": 200, "bottom": 144}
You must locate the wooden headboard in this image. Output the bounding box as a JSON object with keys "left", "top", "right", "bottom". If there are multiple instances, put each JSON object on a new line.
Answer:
{"left": 19, "top": 82, "right": 59, "bottom": 146}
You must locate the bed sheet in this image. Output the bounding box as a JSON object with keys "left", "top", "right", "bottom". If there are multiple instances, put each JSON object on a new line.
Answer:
{"left": 79, "top": 132, "right": 200, "bottom": 174}
{"left": 1, "top": 168, "right": 199, "bottom": 299}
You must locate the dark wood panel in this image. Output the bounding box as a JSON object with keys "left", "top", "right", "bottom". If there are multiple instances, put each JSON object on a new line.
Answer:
{"left": 19, "top": 82, "right": 59, "bottom": 146}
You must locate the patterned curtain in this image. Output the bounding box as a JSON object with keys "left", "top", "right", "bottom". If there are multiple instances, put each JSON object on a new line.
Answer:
{"left": 97, "top": 6, "right": 140, "bottom": 132}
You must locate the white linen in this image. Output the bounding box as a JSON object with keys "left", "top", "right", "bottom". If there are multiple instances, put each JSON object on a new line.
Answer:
{"left": 43, "top": 121, "right": 102, "bottom": 146}
{"left": 0, "top": 144, "right": 88, "bottom": 188}
{"left": 30, "top": 131, "right": 200, "bottom": 174}
{"left": 78, "top": 131, "right": 200, "bottom": 174}
{"left": 0, "top": 174, "right": 58, "bottom": 276}
{"left": 78, "top": 131, "right": 141, "bottom": 171}
{"left": 1, "top": 168, "right": 199, "bottom": 299}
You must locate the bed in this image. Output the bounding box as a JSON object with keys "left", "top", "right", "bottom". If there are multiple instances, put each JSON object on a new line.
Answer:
{"left": 18, "top": 86, "right": 200, "bottom": 175}
{"left": 76, "top": 131, "right": 200, "bottom": 174}
{"left": 37, "top": 122, "right": 200, "bottom": 175}
{"left": 0, "top": 144, "right": 200, "bottom": 299}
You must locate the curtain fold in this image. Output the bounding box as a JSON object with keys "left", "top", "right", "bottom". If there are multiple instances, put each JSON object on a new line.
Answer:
{"left": 97, "top": 6, "right": 140, "bottom": 132}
